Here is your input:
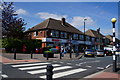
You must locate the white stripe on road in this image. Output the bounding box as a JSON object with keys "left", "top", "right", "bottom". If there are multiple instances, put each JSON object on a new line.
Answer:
{"left": 86, "top": 66, "right": 92, "bottom": 68}
{"left": 60, "top": 62, "right": 63, "bottom": 63}
{"left": 67, "top": 63, "right": 71, "bottom": 65}
{"left": 12, "top": 63, "right": 50, "bottom": 67}
{"left": 28, "top": 66, "right": 72, "bottom": 74}
{"left": 76, "top": 64, "right": 81, "bottom": 66}
{"left": 40, "top": 68, "right": 87, "bottom": 79}
{"left": 53, "top": 61, "right": 57, "bottom": 62}
{"left": 2, "top": 74, "right": 8, "bottom": 78}
{"left": 105, "top": 64, "right": 112, "bottom": 69}
{"left": 97, "top": 67, "right": 104, "bottom": 70}
{"left": 19, "top": 64, "right": 61, "bottom": 70}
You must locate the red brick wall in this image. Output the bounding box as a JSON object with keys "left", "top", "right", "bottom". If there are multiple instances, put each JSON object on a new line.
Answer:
{"left": 42, "top": 43, "right": 46, "bottom": 48}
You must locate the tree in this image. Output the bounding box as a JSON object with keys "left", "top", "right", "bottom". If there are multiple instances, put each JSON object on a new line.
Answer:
{"left": 1, "top": 2, "right": 26, "bottom": 39}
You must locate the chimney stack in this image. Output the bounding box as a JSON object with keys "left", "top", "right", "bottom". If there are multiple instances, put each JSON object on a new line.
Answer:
{"left": 61, "top": 18, "right": 65, "bottom": 25}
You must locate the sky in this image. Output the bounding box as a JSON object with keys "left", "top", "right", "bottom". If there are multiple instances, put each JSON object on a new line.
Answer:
{"left": 13, "top": 2, "right": 119, "bottom": 38}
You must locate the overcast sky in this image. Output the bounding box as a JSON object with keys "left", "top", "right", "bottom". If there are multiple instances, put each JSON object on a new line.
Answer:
{"left": 13, "top": 2, "right": 119, "bottom": 38}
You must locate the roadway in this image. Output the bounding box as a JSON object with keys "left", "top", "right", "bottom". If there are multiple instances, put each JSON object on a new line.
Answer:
{"left": 2, "top": 56, "right": 117, "bottom": 80}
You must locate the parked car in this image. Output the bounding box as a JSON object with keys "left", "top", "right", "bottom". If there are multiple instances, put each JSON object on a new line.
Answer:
{"left": 116, "top": 50, "right": 120, "bottom": 56}
{"left": 96, "top": 50, "right": 104, "bottom": 57}
{"left": 104, "top": 50, "right": 113, "bottom": 56}
{"left": 84, "top": 49, "right": 96, "bottom": 57}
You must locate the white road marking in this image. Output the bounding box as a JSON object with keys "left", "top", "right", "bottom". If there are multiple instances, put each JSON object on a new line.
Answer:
{"left": 79, "top": 60, "right": 100, "bottom": 65}
{"left": 86, "top": 66, "right": 92, "bottom": 68}
{"left": 28, "top": 66, "right": 72, "bottom": 74}
{"left": 2, "top": 74, "right": 8, "bottom": 78}
{"left": 12, "top": 62, "right": 50, "bottom": 67}
{"left": 76, "top": 64, "right": 81, "bottom": 66}
{"left": 19, "top": 64, "right": 61, "bottom": 70}
{"left": 53, "top": 61, "right": 57, "bottom": 62}
{"left": 105, "top": 64, "right": 112, "bottom": 69}
{"left": 40, "top": 68, "right": 87, "bottom": 79}
{"left": 97, "top": 67, "right": 104, "bottom": 70}
{"left": 60, "top": 62, "right": 63, "bottom": 63}
{"left": 67, "top": 63, "right": 71, "bottom": 65}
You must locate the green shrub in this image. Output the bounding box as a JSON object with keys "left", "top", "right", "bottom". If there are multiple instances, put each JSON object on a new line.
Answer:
{"left": 2, "top": 38, "right": 42, "bottom": 53}
{"left": 2, "top": 38, "right": 22, "bottom": 52}
{"left": 23, "top": 39, "right": 42, "bottom": 53}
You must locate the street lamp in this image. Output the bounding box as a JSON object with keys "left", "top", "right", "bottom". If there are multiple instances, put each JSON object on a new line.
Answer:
{"left": 84, "top": 18, "right": 87, "bottom": 51}
{"left": 111, "top": 18, "right": 117, "bottom": 72}
{"left": 97, "top": 28, "right": 100, "bottom": 50}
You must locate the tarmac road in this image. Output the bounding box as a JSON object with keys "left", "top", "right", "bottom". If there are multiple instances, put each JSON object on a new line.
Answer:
{"left": 2, "top": 56, "right": 116, "bottom": 79}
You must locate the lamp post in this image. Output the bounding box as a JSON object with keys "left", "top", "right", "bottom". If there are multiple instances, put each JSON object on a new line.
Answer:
{"left": 111, "top": 18, "right": 117, "bottom": 72}
{"left": 84, "top": 18, "right": 87, "bottom": 51}
{"left": 97, "top": 28, "right": 100, "bottom": 50}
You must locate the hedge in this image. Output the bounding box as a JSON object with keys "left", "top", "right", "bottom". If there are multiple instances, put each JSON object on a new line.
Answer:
{"left": 2, "top": 38, "right": 42, "bottom": 53}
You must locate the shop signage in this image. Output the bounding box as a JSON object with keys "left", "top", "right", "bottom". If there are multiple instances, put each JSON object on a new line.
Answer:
{"left": 41, "top": 38, "right": 92, "bottom": 45}
{"left": 52, "top": 39, "right": 61, "bottom": 42}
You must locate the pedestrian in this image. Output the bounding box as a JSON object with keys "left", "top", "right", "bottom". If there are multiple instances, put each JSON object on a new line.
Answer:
{"left": 60, "top": 46, "right": 64, "bottom": 57}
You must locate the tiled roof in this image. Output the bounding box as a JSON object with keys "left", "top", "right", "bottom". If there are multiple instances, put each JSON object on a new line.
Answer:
{"left": 85, "top": 29, "right": 104, "bottom": 38}
{"left": 106, "top": 35, "right": 113, "bottom": 41}
{"left": 26, "top": 18, "right": 83, "bottom": 34}
{"left": 106, "top": 35, "right": 120, "bottom": 42}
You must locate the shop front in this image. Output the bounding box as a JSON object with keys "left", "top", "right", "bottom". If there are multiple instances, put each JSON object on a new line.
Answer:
{"left": 41, "top": 38, "right": 92, "bottom": 52}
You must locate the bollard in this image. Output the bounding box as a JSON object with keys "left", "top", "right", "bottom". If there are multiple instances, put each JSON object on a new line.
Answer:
{"left": 47, "top": 53, "right": 49, "bottom": 60}
{"left": 70, "top": 46, "right": 72, "bottom": 58}
{"left": 31, "top": 51, "right": 33, "bottom": 59}
{"left": 14, "top": 48, "right": 16, "bottom": 60}
{"left": 46, "top": 64, "right": 53, "bottom": 80}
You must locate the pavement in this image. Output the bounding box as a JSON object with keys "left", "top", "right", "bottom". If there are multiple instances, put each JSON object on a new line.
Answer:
{"left": 1, "top": 52, "right": 82, "bottom": 64}
{"left": 1, "top": 52, "right": 120, "bottom": 80}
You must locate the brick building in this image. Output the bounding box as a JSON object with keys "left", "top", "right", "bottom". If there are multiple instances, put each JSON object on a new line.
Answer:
{"left": 85, "top": 29, "right": 108, "bottom": 50}
{"left": 25, "top": 18, "right": 89, "bottom": 52}
{"left": 25, "top": 18, "right": 120, "bottom": 51}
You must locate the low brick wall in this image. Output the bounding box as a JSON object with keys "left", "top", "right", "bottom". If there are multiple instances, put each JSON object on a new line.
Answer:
{"left": 0, "top": 48, "right": 5, "bottom": 53}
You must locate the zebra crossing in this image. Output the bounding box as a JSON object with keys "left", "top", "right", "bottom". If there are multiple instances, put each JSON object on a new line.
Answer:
{"left": 11, "top": 62, "right": 87, "bottom": 79}
{"left": 0, "top": 71, "right": 8, "bottom": 78}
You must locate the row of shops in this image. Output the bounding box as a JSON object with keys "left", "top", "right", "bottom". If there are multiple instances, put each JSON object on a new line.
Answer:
{"left": 25, "top": 18, "right": 120, "bottom": 52}
{"left": 36, "top": 37, "right": 100, "bottom": 52}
